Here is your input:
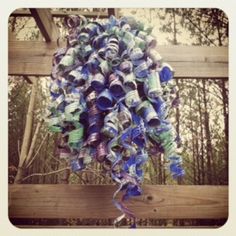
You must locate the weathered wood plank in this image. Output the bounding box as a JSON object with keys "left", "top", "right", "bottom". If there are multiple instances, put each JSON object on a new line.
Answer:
{"left": 10, "top": 9, "right": 109, "bottom": 18}
{"left": 29, "top": 9, "right": 59, "bottom": 42}
{"left": 9, "top": 41, "right": 56, "bottom": 76}
{"left": 8, "top": 41, "right": 228, "bottom": 78}
{"left": 9, "top": 185, "right": 228, "bottom": 219}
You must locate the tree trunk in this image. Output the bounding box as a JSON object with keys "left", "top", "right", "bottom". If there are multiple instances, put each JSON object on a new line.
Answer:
{"left": 197, "top": 84, "right": 205, "bottom": 184}
{"left": 150, "top": 155, "right": 158, "bottom": 184}
{"left": 220, "top": 79, "right": 228, "bottom": 183}
{"left": 190, "top": 97, "right": 196, "bottom": 184}
{"left": 202, "top": 80, "right": 213, "bottom": 184}
{"left": 175, "top": 79, "right": 183, "bottom": 185}
{"left": 14, "top": 79, "right": 37, "bottom": 184}
{"left": 24, "top": 120, "right": 43, "bottom": 166}
{"left": 172, "top": 9, "right": 178, "bottom": 45}
{"left": 195, "top": 132, "right": 201, "bottom": 184}
{"left": 14, "top": 167, "right": 27, "bottom": 184}
{"left": 215, "top": 9, "right": 223, "bottom": 46}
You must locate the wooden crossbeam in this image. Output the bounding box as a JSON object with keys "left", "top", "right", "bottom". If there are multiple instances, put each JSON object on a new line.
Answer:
{"left": 8, "top": 41, "right": 228, "bottom": 78}
{"left": 9, "top": 185, "right": 228, "bottom": 219}
{"left": 10, "top": 9, "right": 109, "bottom": 18}
{"left": 29, "top": 9, "right": 59, "bottom": 42}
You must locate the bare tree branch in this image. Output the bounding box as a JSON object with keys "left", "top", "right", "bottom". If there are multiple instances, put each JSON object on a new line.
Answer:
{"left": 14, "top": 79, "right": 37, "bottom": 184}
{"left": 48, "top": 153, "right": 63, "bottom": 164}
{"left": 17, "top": 140, "right": 21, "bottom": 159}
{"left": 21, "top": 167, "right": 70, "bottom": 182}
{"left": 26, "top": 131, "right": 51, "bottom": 168}
{"left": 24, "top": 119, "right": 44, "bottom": 166}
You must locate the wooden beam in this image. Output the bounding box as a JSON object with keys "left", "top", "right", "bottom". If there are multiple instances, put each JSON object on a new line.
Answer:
{"left": 9, "top": 41, "right": 57, "bottom": 76}
{"left": 8, "top": 31, "right": 32, "bottom": 84}
{"left": 9, "top": 185, "right": 228, "bottom": 219}
{"left": 29, "top": 9, "right": 59, "bottom": 42}
{"left": 8, "top": 41, "right": 228, "bottom": 78}
{"left": 10, "top": 9, "right": 109, "bottom": 18}
{"left": 108, "top": 8, "right": 119, "bottom": 18}
{"left": 23, "top": 76, "right": 33, "bottom": 84}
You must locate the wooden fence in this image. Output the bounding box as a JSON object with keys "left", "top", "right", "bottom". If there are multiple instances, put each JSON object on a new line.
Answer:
{"left": 9, "top": 185, "right": 228, "bottom": 220}
{"left": 8, "top": 8, "right": 229, "bottom": 227}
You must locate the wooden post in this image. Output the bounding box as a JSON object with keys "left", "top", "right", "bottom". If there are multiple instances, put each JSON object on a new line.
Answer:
{"left": 108, "top": 8, "right": 119, "bottom": 18}
{"left": 29, "top": 9, "right": 59, "bottom": 42}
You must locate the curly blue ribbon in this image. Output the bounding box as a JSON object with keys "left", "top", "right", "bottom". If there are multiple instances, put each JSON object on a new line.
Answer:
{"left": 47, "top": 14, "right": 184, "bottom": 228}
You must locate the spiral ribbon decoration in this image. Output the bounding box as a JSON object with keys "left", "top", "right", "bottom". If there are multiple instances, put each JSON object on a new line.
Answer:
{"left": 47, "top": 15, "right": 184, "bottom": 228}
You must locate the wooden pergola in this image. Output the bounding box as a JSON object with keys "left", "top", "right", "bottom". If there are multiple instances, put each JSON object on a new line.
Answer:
{"left": 8, "top": 8, "right": 228, "bottom": 227}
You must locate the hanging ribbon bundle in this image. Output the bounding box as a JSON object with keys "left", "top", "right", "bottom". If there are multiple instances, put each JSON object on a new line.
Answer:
{"left": 47, "top": 15, "right": 184, "bottom": 228}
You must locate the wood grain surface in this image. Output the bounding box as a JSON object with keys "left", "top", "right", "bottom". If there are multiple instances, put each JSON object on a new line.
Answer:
{"left": 9, "top": 184, "right": 228, "bottom": 219}
{"left": 8, "top": 41, "right": 228, "bottom": 78}
{"left": 29, "top": 9, "right": 59, "bottom": 42}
